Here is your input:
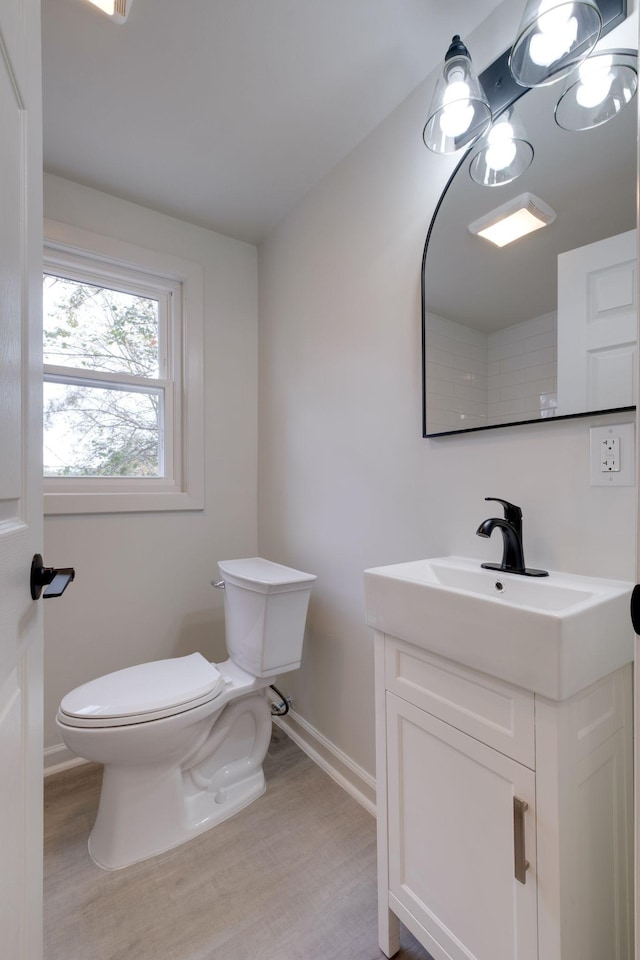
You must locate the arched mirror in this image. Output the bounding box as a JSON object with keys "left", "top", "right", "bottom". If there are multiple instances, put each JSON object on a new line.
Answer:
{"left": 422, "top": 41, "right": 637, "bottom": 437}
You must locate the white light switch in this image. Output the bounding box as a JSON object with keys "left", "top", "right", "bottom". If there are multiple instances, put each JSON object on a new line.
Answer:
{"left": 590, "top": 423, "right": 635, "bottom": 486}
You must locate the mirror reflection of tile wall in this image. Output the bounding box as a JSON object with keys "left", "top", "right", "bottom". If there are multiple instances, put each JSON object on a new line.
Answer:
{"left": 488, "top": 312, "right": 557, "bottom": 425}
{"left": 426, "top": 312, "right": 557, "bottom": 434}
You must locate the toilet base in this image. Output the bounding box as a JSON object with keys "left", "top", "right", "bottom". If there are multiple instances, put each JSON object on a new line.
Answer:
{"left": 89, "top": 769, "right": 267, "bottom": 870}
{"left": 87, "top": 691, "right": 272, "bottom": 870}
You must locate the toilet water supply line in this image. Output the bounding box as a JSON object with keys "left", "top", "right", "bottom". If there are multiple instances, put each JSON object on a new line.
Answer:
{"left": 212, "top": 577, "right": 291, "bottom": 717}
{"left": 269, "top": 685, "right": 290, "bottom": 716}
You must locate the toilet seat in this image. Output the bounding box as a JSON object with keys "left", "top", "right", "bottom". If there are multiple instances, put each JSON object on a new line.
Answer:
{"left": 58, "top": 653, "right": 225, "bottom": 728}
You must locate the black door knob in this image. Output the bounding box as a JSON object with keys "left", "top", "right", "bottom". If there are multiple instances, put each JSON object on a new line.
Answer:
{"left": 30, "top": 554, "right": 75, "bottom": 600}
{"left": 630, "top": 584, "right": 640, "bottom": 634}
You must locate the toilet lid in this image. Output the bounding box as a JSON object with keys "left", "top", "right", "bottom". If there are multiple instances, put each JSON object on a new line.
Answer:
{"left": 59, "top": 653, "right": 225, "bottom": 722}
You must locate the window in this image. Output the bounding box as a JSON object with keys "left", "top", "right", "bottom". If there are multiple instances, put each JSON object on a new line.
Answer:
{"left": 43, "top": 272, "right": 171, "bottom": 480}
{"left": 43, "top": 221, "right": 204, "bottom": 514}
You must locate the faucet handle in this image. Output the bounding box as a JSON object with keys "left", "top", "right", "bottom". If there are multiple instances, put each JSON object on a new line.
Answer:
{"left": 485, "top": 497, "right": 522, "bottom": 528}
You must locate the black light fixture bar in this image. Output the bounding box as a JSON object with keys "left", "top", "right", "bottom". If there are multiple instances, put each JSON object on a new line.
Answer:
{"left": 479, "top": 0, "right": 626, "bottom": 116}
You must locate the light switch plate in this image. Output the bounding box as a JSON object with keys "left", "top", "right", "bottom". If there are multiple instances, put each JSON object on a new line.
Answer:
{"left": 590, "top": 423, "right": 635, "bottom": 486}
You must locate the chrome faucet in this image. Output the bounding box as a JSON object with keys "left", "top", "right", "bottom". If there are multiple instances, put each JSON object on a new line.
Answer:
{"left": 476, "top": 498, "right": 548, "bottom": 578}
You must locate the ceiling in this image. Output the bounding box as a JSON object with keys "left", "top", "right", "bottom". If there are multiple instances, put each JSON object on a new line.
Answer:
{"left": 41, "top": 0, "right": 502, "bottom": 244}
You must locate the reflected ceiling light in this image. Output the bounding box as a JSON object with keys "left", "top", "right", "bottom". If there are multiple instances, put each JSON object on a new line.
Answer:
{"left": 509, "top": 0, "right": 602, "bottom": 87}
{"left": 468, "top": 109, "right": 534, "bottom": 187}
{"left": 84, "top": 0, "right": 133, "bottom": 22}
{"left": 423, "top": 36, "right": 492, "bottom": 154}
{"left": 468, "top": 193, "right": 556, "bottom": 247}
{"left": 555, "top": 49, "right": 638, "bottom": 129}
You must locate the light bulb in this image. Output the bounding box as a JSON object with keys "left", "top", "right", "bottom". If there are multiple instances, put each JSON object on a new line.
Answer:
{"left": 439, "top": 101, "right": 474, "bottom": 137}
{"left": 485, "top": 141, "right": 517, "bottom": 172}
{"left": 575, "top": 55, "right": 614, "bottom": 107}
{"left": 529, "top": 13, "right": 578, "bottom": 66}
{"left": 536, "top": 0, "right": 575, "bottom": 31}
{"left": 488, "top": 119, "right": 515, "bottom": 143}
{"left": 439, "top": 78, "right": 473, "bottom": 138}
{"left": 528, "top": 20, "right": 578, "bottom": 66}
{"left": 484, "top": 120, "right": 517, "bottom": 172}
{"left": 579, "top": 53, "right": 613, "bottom": 78}
{"left": 443, "top": 77, "right": 470, "bottom": 106}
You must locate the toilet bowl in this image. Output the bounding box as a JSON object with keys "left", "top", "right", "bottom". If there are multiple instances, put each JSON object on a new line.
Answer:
{"left": 56, "top": 558, "right": 316, "bottom": 870}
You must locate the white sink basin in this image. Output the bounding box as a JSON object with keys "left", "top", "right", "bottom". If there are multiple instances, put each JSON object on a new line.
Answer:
{"left": 364, "top": 556, "right": 634, "bottom": 700}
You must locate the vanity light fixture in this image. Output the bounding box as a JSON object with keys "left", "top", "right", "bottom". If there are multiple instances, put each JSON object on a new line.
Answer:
{"left": 468, "top": 193, "right": 556, "bottom": 247}
{"left": 83, "top": 0, "right": 133, "bottom": 23}
{"left": 468, "top": 109, "right": 534, "bottom": 187}
{"left": 423, "top": 35, "right": 492, "bottom": 154}
{"left": 509, "top": 0, "right": 603, "bottom": 87}
{"left": 423, "top": 1, "right": 627, "bottom": 164}
{"left": 554, "top": 49, "right": 638, "bottom": 129}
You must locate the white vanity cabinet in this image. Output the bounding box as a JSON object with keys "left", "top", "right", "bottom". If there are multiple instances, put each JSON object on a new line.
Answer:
{"left": 374, "top": 633, "right": 633, "bottom": 960}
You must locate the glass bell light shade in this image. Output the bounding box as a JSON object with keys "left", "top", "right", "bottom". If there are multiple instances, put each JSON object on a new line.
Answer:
{"left": 469, "top": 110, "right": 534, "bottom": 187}
{"left": 509, "top": 0, "right": 602, "bottom": 87}
{"left": 423, "top": 35, "right": 492, "bottom": 154}
{"left": 555, "top": 50, "right": 638, "bottom": 130}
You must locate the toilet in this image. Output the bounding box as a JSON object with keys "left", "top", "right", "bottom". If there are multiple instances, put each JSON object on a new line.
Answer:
{"left": 56, "top": 557, "right": 316, "bottom": 870}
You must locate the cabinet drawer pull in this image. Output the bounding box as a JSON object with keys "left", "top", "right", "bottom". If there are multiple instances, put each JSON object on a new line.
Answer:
{"left": 513, "top": 796, "right": 529, "bottom": 884}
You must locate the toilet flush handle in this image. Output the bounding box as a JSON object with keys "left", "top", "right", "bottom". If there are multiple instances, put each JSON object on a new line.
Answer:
{"left": 211, "top": 579, "right": 225, "bottom": 589}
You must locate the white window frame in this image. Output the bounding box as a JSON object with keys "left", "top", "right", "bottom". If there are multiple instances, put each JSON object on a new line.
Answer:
{"left": 43, "top": 219, "right": 204, "bottom": 514}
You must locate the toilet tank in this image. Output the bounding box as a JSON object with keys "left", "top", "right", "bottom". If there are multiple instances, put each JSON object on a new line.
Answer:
{"left": 216, "top": 558, "right": 316, "bottom": 678}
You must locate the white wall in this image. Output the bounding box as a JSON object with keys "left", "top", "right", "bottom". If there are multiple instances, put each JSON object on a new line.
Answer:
{"left": 258, "top": 3, "right": 638, "bottom": 784}
{"left": 43, "top": 174, "right": 258, "bottom": 764}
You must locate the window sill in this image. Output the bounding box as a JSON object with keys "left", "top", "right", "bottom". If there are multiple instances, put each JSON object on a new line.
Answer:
{"left": 44, "top": 485, "right": 204, "bottom": 516}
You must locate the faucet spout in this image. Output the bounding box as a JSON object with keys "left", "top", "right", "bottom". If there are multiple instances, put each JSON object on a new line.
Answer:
{"left": 476, "top": 517, "right": 526, "bottom": 574}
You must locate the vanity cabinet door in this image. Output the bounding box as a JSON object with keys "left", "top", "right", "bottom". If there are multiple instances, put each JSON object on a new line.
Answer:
{"left": 386, "top": 693, "right": 537, "bottom": 960}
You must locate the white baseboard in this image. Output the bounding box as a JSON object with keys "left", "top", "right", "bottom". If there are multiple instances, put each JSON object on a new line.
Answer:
{"left": 44, "top": 742, "right": 87, "bottom": 777}
{"left": 44, "top": 706, "right": 379, "bottom": 821}
{"left": 268, "top": 692, "right": 377, "bottom": 817}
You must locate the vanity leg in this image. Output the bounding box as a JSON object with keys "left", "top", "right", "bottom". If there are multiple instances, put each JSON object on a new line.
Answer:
{"left": 379, "top": 905, "right": 400, "bottom": 958}
{"left": 375, "top": 630, "right": 400, "bottom": 957}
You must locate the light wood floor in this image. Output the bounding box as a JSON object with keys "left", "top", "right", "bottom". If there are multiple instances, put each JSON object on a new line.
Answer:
{"left": 44, "top": 727, "right": 432, "bottom": 960}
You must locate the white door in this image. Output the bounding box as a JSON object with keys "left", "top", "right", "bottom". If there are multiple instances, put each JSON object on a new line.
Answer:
{"left": 0, "top": 0, "right": 44, "bottom": 958}
{"left": 386, "top": 693, "right": 538, "bottom": 960}
{"left": 557, "top": 229, "right": 637, "bottom": 414}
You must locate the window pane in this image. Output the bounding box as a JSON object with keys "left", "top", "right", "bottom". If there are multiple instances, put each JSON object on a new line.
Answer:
{"left": 43, "top": 381, "right": 163, "bottom": 478}
{"left": 43, "top": 275, "right": 160, "bottom": 377}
